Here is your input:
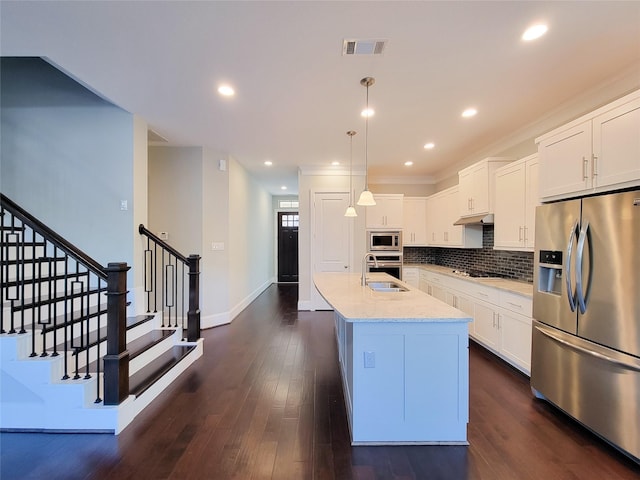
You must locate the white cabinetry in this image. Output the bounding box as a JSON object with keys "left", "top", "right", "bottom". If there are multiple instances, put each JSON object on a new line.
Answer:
{"left": 426, "top": 187, "right": 482, "bottom": 248}
{"left": 366, "top": 194, "right": 404, "bottom": 229}
{"left": 402, "top": 267, "right": 419, "bottom": 288}
{"left": 403, "top": 197, "right": 428, "bottom": 245}
{"left": 418, "top": 268, "right": 532, "bottom": 374}
{"left": 537, "top": 90, "right": 640, "bottom": 201}
{"left": 494, "top": 154, "right": 539, "bottom": 251}
{"left": 458, "top": 158, "right": 513, "bottom": 218}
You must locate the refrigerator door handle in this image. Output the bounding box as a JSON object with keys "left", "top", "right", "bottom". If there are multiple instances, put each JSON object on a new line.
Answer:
{"left": 535, "top": 325, "right": 640, "bottom": 372}
{"left": 565, "top": 220, "right": 579, "bottom": 312}
{"left": 576, "top": 220, "right": 590, "bottom": 314}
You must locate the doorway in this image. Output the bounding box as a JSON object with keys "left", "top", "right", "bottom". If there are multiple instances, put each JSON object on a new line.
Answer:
{"left": 277, "top": 212, "right": 299, "bottom": 282}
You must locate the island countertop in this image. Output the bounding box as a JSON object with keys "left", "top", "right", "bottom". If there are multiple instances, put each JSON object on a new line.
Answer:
{"left": 313, "top": 272, "right": 471, "bottom": 323}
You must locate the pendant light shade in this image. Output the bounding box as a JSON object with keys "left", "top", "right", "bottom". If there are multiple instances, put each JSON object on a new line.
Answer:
{"left": 357, "top": 76, "right": 376, "bottom": 207}
{"left": 357, "top": 189, "right": 376, "bottom": 206}
{"left": 344, "top": 130, "right": 358, "bottom": 217}
{"left": 344, "top": 205, "right": 357, "bottom": 217}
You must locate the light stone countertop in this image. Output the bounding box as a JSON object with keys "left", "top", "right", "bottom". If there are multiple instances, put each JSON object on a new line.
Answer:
{"left": 313, "top": 272, "right": 471, "bottom": 323}
{"left": 403, "top": 263, "right": 534, "bottom": 298}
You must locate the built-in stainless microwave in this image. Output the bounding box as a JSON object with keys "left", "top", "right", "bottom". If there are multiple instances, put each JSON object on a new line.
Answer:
{"left": 368, "top": 230, "right": 402, "bottom": 252}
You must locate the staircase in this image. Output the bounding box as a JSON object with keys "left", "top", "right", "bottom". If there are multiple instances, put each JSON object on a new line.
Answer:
{"left": 0, "top": 194, "right": 203, "bottom": 434}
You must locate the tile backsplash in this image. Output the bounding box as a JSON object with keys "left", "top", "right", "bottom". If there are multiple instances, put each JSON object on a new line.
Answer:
{"left": 403, "top": 225, "right": 534, "bottom": 282}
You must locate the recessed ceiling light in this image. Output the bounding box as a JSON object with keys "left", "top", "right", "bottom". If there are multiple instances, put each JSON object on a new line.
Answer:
{"left": 361, "top": 108, "right": 375, "bottom": 118}
{"left": 404, "top": 161, "right": 413, "bottom": 166}
{"left": 218, "top": 85, "right": 235, "bottom": 96}
{"left": 264, "top": 160, "right": 273, "bottom": 166}
{"left": 462, "top": 108, "right": 477, "bottom": 118}
{"left": 424, "top": 142, "right": 435, "bottom": 150}
{"left": 331, "top": 161, "right": 340, "bottom": 166}
{"left": 281, "top": 186, "right": 287, "bottom": 190}
{"left": 522, "top": 24, "right": 548, "bottom": 42}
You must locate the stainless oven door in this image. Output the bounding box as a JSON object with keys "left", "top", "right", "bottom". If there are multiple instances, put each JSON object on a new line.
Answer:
{"left": 367, "top": 261, "right": 402, "bottom": 280}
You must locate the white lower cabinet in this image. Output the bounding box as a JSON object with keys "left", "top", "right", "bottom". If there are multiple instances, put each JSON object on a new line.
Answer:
{"left": 498, "top": 308, "right": 532, "bottom": 372}
{"left": 472, "top": 300, "right": 501, "bottom": 351}
{"left": 418, "top": 268, "right": 532, "bottom": 374}
{"left": 402, "top": 267, "right": 419, "bottom": 288}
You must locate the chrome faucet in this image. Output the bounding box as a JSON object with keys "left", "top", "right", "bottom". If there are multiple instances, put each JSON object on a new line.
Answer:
{"left": 362, "top": 253, "right": 379, "bottom": 286}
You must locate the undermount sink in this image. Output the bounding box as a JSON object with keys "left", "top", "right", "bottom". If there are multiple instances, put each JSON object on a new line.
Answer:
{"left": 367, "top": 281, "right": 409, "bottom": 292}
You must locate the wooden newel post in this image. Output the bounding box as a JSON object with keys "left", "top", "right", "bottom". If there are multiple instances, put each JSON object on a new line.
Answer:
{"left": 103, "top": 262, "right": 131, "bottom": 405}
{"left": 187, "top": 254, "right": 201, "bottom": 342}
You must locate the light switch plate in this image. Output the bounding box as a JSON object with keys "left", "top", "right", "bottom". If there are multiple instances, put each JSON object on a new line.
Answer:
{"left": 211, "top": 242, "right": 225, "bottom": 251}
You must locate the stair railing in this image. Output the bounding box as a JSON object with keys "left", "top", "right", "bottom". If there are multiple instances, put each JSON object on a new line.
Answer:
{"left": 0, "top": 194, "right": 129, "bottom": 405}
{"left": 138, "top": 224, "right": 200, "bottom": 342}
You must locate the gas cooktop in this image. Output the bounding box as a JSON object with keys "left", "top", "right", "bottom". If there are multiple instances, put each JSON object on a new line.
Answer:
{"left": 452, "top": 269, "right": 505, "bottom": 278}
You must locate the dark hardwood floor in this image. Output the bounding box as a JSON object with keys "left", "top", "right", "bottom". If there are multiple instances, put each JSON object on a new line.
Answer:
{"left": 2, "top": 284, "right": 639, "bottom": 480}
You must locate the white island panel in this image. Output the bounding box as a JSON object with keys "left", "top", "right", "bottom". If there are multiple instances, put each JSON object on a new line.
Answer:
{"left": 317, "top": 273, "right": 471, "bottom": 445}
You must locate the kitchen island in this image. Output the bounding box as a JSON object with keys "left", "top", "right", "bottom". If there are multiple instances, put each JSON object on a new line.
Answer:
{"left": 313, "top": 272, "right": 472, "bottom": 445}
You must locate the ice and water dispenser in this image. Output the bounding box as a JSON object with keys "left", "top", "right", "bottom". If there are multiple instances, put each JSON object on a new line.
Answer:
{"left": 538, "top": 250, "right": 563, "bottom": 295}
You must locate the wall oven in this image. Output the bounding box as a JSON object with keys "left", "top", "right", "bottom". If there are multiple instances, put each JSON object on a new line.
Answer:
{"left": 367, "top": 254, "right": 403, "bottom": 280}
{"left": 368, "top": 230, "right": 402, "bottom": 252}
{"left": 367, "top": 230, "right": 403, "bottom": 280}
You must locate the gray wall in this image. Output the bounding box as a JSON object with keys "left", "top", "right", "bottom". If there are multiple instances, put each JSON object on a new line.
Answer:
{"left": 1, "top": 57, "right": 140, "bottom": 277}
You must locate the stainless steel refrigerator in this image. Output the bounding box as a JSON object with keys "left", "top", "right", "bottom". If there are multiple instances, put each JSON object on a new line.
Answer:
{"left": 531, "top": 188, "right": 640, "bottom": 462}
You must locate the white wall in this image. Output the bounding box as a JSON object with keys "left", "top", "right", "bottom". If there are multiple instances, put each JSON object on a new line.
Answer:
{"left": 201, "top": 148, "right": 230, "bottom": 327}
{"left": 0, "top": 57, "right": 136, "bottom": 275}
{"left": 148, "top": 148, "right": 273, "bottom": 327}
{"left": 148, "top": 146, "right": 203, "bottom": 254}
{"left": 228, "top": 157, "right": 274, "bottom": 316}
{"left": 131, "top": 114, "right": 149, "bottom": 313}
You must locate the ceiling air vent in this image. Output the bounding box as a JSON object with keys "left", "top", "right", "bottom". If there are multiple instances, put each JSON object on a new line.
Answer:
{"left": 342, "top": 39, "right": 387, "bottom": 56}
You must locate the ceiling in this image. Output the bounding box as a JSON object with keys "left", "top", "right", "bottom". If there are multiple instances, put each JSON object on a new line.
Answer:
{"left": 1, "top": 1, "right": 639, "bottom": 195}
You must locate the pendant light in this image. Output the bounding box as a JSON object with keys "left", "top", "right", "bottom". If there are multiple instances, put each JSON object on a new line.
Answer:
{"left": 357, "top": 76, "right": 376, "bottom": 206}
{"left": 344, "top": 130, "right": 358, "bottom": 217}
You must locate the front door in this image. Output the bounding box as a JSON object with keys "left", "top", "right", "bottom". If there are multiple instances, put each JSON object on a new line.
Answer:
{"left": 277, "top": 212, "right": 299, "bottom": 283}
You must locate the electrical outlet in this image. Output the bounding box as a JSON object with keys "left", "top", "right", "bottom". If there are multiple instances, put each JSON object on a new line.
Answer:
{"left": 364, "top": 351, "right": 375, "bottom": 368}
{"left": 211, "top": 242, "right": 225, "bottom": 251}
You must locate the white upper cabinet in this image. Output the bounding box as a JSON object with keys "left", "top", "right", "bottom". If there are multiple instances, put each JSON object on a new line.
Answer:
{"left": 494, "top": 154, "right": 539, "bottom": 251}
{"left": 365, "top": 194, "right": 404, "bottom": 229}
{"left": 403, "top": 197, "right": 428, "bottom": 246}
{"left": 426, "top": 186, "right": 482, "bottom": 248}
{"left": 537, "top": 90, "right": 640, "bottom": 201}
{"left": 458, "top": 157, "right": 513, "bottom": 218}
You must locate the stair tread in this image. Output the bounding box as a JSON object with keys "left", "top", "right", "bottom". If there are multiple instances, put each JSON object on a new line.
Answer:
{"left": 45, "top": 314, "right": 156, "bottom": 354}
{"left": 129, "top": 345, "right": 195, "bottom": 397}
{"left": 128, "top": 329, "right": 175, "bottom": 359}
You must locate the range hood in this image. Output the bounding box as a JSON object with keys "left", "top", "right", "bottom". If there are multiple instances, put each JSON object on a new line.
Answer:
{"left": 453, "top": 213, "right": 494, "bottom": 226}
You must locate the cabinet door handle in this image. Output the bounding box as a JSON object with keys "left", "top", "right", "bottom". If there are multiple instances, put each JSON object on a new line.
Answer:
{"left": 507, "top": 301, "right": 522, "bottom": 309}
{"left": 582, "top": 156, "right": 589, "bottom": 180}
{"left": 523, "top": 226, "right": 528, "bottom": 243}
{"left": 592, "top": 154, "right": 598, "bottom": 178}
{"left": 492, "top": 313, "right": 496, "bottom": 328}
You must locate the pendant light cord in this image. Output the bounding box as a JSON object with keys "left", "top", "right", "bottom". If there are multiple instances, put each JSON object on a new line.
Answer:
{"left": 364, "top": 83, "right": 369, "bottom": 190}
